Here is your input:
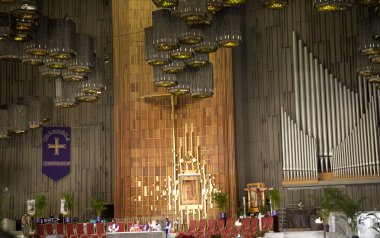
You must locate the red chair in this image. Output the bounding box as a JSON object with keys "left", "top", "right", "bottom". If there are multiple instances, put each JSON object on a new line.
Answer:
{"left": 242, "top": 218, "right": 259, "bottom": 238}
{"left": 93, "top": 222, "right": 106, "bottom": 238}
{"left": 222, "top": 218, "right": 234, "bottom": 236}
{"left": 66, "top": 223, "right": 77, "bottom": 238}
{"left": 118, "top": 222, "right": 126, "bottom": 232}
{"left": 56, "top": 223, "right": 68, "bottom": 238}
{"left": 75, "top": 223, "right": 85, "bottom": 238}
{"left": 126, "top": 222, "right": 133, "bottom": 231}
{"left": 45, "top": 223, "right": 55, "bottom": 236}
{"left": 80, "top": 222, "right": 95, "bottom": 238}
{"left": 35, "top": 224, "right": 46, "bottom": 238}
{"left": 187, "top": 220, "right": 197, "bottom": 236}
{"left": 204, "top": 219, "right": 216, "bottom": 238}
{"left": 214, "top": 219, "right": 225, "bottom": 235}
{"left": 195, "top": 219, "right": 207, "bottom": 238}
{"left": 231, "top": 218, "right": 250, "bottom": 238}
{"left": 261, "top": 217, "right": 273, "bottom": 232}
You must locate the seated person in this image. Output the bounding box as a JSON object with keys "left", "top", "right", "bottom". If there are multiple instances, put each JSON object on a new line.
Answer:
{"left": 108, "top": 220, "right": 120, "bottom": 233}
{"left": 155, "top": 220, "right": 162, "bottom": 231}
{"left": 143, "top": 222, "right": 149, "bottom": 231}
{"left": 150, "top": 220, "right": 156, "bottom": 231}
{"left": 130, "top": 221, "right": 143, "bottom": 232}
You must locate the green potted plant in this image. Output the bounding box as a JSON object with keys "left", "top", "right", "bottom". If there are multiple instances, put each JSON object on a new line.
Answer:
{"left": 211, "top": 191, "right": 229, "bottom": 218}
{"left": 312, "top": 187, "right": 346, "bottom": 238}
{"left": 90, "top": 197, "right": 106, "bottom": 222}
{"left": 340, "top": 196, "right": 365, "bottom": 238}
{"left": 268, "top": 188, "right": 281, "bottom": 232}
{"left": 62, "top": 193, "right": 74, "bottom": 223}
{"left": 34, "top": 194, "right": 48, "bottom": 223}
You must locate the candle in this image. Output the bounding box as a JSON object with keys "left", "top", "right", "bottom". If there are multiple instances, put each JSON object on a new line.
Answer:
{"left": 243, "top": 196, "right": 246, "bottom": 204}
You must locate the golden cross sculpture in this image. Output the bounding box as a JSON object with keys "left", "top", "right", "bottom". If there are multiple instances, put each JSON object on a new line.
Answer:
{"left": 48, "top": 137, "right": 66, "bottom": 156}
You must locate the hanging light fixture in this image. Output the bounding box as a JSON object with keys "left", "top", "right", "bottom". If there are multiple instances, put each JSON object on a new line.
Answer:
{"left": 170, "top": 6, "right": 180, "bottom": 17}
{"left": 215, "top": 8, "right": 242, "bottom": 48}
{"left": 0, "top": 40, "right": 21, "bottom": 61}
{"left": 370, "top": 54, "right": 380, "bottom": 63}
{"left": 170, "top": 44, "right": 194, "bottom": 59}
{"left": 23, "top": 96, "right": 51, "bottom": 129}
{"left": 39, "top": 65, "right": 61, "bottom": 78}
{"left": 8, "top": 27, "right": 31, "bottom": 41}
{"left": 169, "top": 69, "right": 191, "bottom": 94}
{"left": 44, "top": 57, "right": 67, "bottom": 69}
{"left": 11, "top": 0, "right": 41, "bottom": 20}
{"left": 0, "top": 25, "right": 10, "bottom": 41}
{"left": 48, "top": 18, "right": 76, "bottom": 60}
{"left": 207, "top": 0, "right": 223, "bottom": 13}
{"left": 153, "top": 66, "right": 177, "bottom": 87}
{"left": 313, "top": 0, "right": 353, "bottom": 12}
{"left": 54, "top": 78, "right": 78, "bottom": 108}
{"left": 358, "top": 18, "right": 380, "bottom": 56}
{"left": 222, "top": 0, "right": 246, "bottom": 6}
{"left": 357, "top": 55, "right": 380, "bottom": 77}
{"left": 0, "top": 109, "right": 10, "bottom": 139}
{"left": 187, "top": 12, "right": 212, "bottom": 28}
{"left": 190, "top": 63, "right": 213, "bottom": 98}
{"left": 62, "top": 69, "right": 88, "bottom": 82}
{"left": 153, "top": 10, "right": 179, "bottom": 51}
{"left": 13, "top": 17, "right": 35, "bottom": 31}
{"left": 67, "top": 33, "right": 95, "bottom": 73}
{"left": 24, "top": 16, "right": 49, "bottom": 56}
{"left": 79, "top": 58, "right": 105, "bottom": 95}
{"left": 9, "top": 104, "right": 29, "bottom": 134}
{"left": 179, "top": 0, "right": 208, "bottom": 24}
{"left": 178, "top": 19, "right": 203, "bottom": 44}
{"left": 162, "top": 59, "right": 186, "bottom": 74}
{"left": 185, "top": 53, "right": 209, "bottom": 68}
{"left": 152, "top": 0, "right": 177, "bottom": 8}
{"left": 368, "top": 74, "right": 380, "bottom": 84}
{"left": 21, "top": 54, "right": 43, "bottom": 65}
{"left": 357, "top": 0, "right": 379, "bottom": 6}
{"left": 76, "top": 91, "right": 99, "bottom": 103}
{"left": 262, "top": 0, "right": 288, "bottom": 9}
{"left": 372, "top": 15, "right": 380, "bottom": 41}
{"left": 193, "top": 24, "right": 217, "bottom": 53}
{"left": 145, "top": 27, "right": 171, "bottom": 66}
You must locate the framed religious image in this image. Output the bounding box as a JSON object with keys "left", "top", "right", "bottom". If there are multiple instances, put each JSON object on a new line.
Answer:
{"left": 246, "top": 182, "right": 267, "bottom": 213}
{"left": 179, "top": 174, "right": 201, "bottom": 205}
{"left": 27, "top": 199, "right": 35, "bottom": 216}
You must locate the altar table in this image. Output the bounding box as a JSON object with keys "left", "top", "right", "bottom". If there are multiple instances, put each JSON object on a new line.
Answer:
{"left": 107, "top": 231, "right": 165, "bottom": 238}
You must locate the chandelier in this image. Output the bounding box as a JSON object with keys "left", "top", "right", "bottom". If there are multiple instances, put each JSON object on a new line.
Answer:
{"left": 67, "top": 33, "right": 94, "bottom": 73}
{"left": 154, "top": 65, "right": 178, "bottom": 87}
{"left": 147, "top": 0, "right": 245, "bottom": 97}
{"left": 262, "top": 0, "right": 288, "bottom": 9}
{"left": 0, "top": 109, "right": 10, "bottom": 139}
{"left": 9, "top": 104, "right": 29, "bottom": 134}
{"left": 313, "top": 0, "right": 354, "bottom": 11}
{"left": 48, "top": 18, "right": 76, "bottom": 60}
{"left": 54, "top": 78, "right": 78, "bottom": 108}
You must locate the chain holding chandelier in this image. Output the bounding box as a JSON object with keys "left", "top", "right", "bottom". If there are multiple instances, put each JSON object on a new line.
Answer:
{"left": 145, "top": 0, "right": 245, "bottom": 98}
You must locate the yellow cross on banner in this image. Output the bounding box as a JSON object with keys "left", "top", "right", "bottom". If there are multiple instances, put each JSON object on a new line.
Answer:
{"left": 48, "top": 137, "right": 66, "bottom": 156}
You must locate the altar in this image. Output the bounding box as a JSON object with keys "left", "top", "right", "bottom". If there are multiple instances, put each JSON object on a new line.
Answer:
{"left": 106, "top": 231, "right": 165, "bottom": 238}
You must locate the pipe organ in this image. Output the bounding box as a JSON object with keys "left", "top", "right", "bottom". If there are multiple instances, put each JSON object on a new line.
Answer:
{"left": 281, "top": 31, "right": 380, "bottom": 185}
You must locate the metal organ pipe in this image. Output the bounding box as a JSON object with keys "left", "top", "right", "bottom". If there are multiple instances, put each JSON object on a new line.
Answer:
{"left": 281, "top": 32, "right": 380, "bottom": 183}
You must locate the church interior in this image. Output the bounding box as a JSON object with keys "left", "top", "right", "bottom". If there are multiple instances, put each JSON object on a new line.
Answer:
{"left": 0, "top": 0, "right": 380, "bottom": 237}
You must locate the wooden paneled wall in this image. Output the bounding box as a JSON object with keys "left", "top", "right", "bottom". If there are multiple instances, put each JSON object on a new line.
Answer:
{"left": 112, "top": 1, "right": 236, "bottom": 218}
{"left": 0, "top": 0, "right": 113, "bottom": 219}
{"left": 235, "top": 0, "right": 380, "bottom": 209}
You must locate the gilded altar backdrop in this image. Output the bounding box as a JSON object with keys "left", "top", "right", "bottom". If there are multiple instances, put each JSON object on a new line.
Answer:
{"left": 112, "top": 0, "right": 237, "bottom": 218}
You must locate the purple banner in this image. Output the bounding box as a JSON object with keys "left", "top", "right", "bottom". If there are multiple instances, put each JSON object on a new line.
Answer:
{"left": 42, "top": 127, "right": 71, "bottom": 181}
